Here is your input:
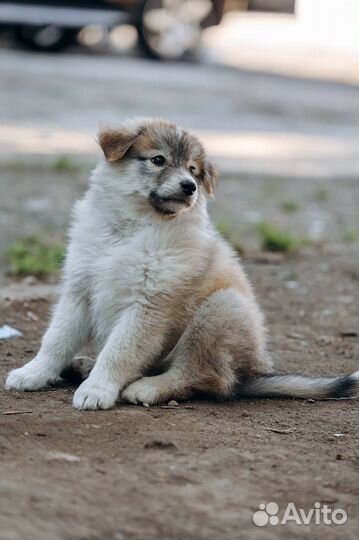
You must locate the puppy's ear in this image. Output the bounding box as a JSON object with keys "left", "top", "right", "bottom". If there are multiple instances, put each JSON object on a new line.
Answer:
{"left": 98, "top": 127, "right": 139, "bottom": 162}
{"left": 202, "top": 161, "right": 219, "bottom": 196}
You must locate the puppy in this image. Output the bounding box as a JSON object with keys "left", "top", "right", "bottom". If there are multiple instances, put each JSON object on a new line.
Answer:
{"left": 5, "top": 118, "right": 358, "bottom": 409}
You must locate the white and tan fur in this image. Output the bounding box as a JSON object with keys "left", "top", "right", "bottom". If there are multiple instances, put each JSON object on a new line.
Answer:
{"left": 5, "top": 118, "right": 358, "bottom": 409}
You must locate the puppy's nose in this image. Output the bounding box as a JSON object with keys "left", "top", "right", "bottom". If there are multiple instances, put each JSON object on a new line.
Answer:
{"left": 180, "top": 180, "right": 197, "bottom": 196}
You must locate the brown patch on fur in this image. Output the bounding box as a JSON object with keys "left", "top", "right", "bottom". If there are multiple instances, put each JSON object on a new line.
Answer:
{"left": 148, "top": 240, "right": 267, "bottom": 401}
{"left": 189, "top": 368, "right": 235, "bottom": 397}
{"left": 131, "top": 132, "right": 157, "bottom": 155}
{"left": 198, "top": 268, "right": 250, "bottom": 301}
{"left": 99, "top": 128, "right": 141, "bottom": 162}
{"left": 201, "top": 161, "right": 219, "bottom": 196}
{"left": 196, "top": 242, "right": 252, "bottom": 302}
{"left": 158, "top": 243, "right": 253, "bottom": 358}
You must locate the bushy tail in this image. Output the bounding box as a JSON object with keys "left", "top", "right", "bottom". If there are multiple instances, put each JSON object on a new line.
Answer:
{"left": 238, "top": 371, "right": 359, "bottom": 400}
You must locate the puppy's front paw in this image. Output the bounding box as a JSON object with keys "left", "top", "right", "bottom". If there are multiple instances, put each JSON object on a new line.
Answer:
{"left": 5, "top": 360, "right": 60, "bottom": 391}
{"left": 122, "top": 377, "right": 165, "bottom": 405}
{"left": 72, "top": 378, "right": 119, "bottom": 410}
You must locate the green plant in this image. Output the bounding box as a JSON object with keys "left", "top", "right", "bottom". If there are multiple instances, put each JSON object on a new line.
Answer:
{"left": 7, "top": 236, "right": 65, "bottom": 277}
{"left": 258, "top": 221, "right": 298, "bottom": 253}
{"left": 279, "top": 200, "right": 299, "bottom": 213}
{"left": 216, "top": 221, "right": 232, "bottom": 239}
{"left": 52, "top": 155, "right": 80, "bottom": 173}
{"left": 313, "top": 188, "right": 329, "bottom": 202}
{"left": 343, "top": 227, "right": 359, "bottom": 243}
{"left": 215, "top": 221, "right": 244, "bottom": 254}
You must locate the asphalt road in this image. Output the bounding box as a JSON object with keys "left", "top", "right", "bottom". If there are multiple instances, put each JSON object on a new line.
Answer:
{"left": 0, "top": 48, "right": 357, "bottom": 178}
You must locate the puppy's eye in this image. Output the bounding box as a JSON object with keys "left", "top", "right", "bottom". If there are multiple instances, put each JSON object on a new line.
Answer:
{"left": 151, "top": 155, "right": 165, "bottom": 166}
{"left": 189, "top": 165, "right": 198, "bottom": 175}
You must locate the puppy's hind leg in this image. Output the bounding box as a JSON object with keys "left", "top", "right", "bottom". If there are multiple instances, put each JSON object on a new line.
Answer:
{"left": 122, "top": 288, "right": 268, "bottom": 405}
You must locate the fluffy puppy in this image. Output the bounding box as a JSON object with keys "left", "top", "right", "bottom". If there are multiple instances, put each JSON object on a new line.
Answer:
{"left": 5, "top": 118, "right": 359, "bottom": 409}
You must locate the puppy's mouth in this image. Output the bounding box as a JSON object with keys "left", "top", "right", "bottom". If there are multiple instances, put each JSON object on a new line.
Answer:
{"left": 149, "top": 191, "right": 191, "bottom": 216}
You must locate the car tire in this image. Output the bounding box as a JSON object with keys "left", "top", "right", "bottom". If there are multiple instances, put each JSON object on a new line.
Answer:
{"left": 136, "top": 0, "right": 204, "bottom": 61}
{"left": 13, "top": 25, "right": 79, "bottom": 53}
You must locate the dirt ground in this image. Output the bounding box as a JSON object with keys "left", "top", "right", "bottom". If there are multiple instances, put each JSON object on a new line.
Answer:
{"left": 0, "top": 44, "right": 358, "bottom": 540}
{"left": 1, "top": 240, "right": 358, "bottom": 540}
{"left": 0, "top": 154, "right": 358, "bottom": 540}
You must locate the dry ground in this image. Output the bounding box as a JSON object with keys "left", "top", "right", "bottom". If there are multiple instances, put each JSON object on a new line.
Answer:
{"left": 1, "top": 244, "right": 358, "bottom": 540}
{"left": 0, "top": 47, "right": 358, "bottom": 540}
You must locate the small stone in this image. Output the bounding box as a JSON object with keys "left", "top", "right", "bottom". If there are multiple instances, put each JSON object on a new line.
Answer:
{"left": 47, "top": 451, "right": 81, "bottom": 462}
{"left": 307, "top": 399, "right": 315, "bottom": 403}
{"left": 168, "top": 400, "right": 179, "bottom": 407}
{"left": 321, "top": 308, "right": 334, "bottom": 317}
{"left": 22, "top": 275, "right": 38, "bottom": 286}
{"left": 26, "top": 310, "right": 39, "bottom": 322}
{"left": 317, "top": 335, "right": 334, "bottom": 346}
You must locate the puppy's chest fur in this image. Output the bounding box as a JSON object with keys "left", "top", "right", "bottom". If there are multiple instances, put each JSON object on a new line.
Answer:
{"left": 83, "top": 221, "right": 210, "bottom": 342}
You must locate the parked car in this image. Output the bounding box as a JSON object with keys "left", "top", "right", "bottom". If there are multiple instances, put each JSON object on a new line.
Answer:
{"left": 0, "top": 0, "right": 295, "bottom": 60}
{"left": 0, "top": 0, "right": 225, "bottom": 60}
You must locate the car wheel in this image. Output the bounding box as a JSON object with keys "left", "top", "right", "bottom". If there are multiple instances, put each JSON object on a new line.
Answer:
{"left": 136, "top": 0, "right": 213, "bottom": 61}
{"left": 13, "top": 25, "right": 79, "bottom": 52}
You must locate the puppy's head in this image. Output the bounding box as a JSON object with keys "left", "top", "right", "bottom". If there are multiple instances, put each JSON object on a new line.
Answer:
{"left": 98, "top": 118, "right": 218, "bottom": 218}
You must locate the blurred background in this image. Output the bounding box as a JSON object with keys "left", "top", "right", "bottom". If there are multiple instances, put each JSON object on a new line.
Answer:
{"left": 0, "top": 0, "right": 357, "bottom": 282}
